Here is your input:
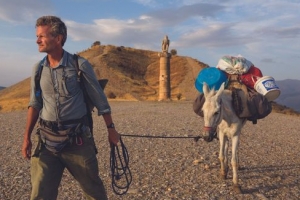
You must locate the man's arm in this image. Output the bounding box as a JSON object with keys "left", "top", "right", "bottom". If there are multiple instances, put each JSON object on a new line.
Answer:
{"left": 102, "top": 113, "right": 120, "bottom": 145}
{"left": 22, "top": 107, "right": 40, "bottom": 159}
{"left": 78, "top": 58, "right": 120, "bottom": 145}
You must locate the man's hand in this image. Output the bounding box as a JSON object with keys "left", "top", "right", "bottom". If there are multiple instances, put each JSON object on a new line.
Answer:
{"left": 108, "top": 128, "right": 120, "bottom": 145}
{"left": 22, "top": 138, "right": 32, "bottom": 160}
{"left": 22, "top": 106, "right": 40, "bottom": 159}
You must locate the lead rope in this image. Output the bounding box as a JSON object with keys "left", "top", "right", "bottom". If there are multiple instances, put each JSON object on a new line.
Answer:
{"left": 110, "top": 137, "right": 132, "bottom": 195}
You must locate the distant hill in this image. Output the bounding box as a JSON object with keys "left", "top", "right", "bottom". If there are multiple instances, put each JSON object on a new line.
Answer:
{"left": 0, "top": 45, "right": 207, "bottom": 112}
{"left": 275, "top": 79, "right": 300, "bottom": 112}
{"left": 0, "top": 44, "right": 299, "bottom": 116}
{"left": 0, "top": 86, "right": 5, "bottom": 90}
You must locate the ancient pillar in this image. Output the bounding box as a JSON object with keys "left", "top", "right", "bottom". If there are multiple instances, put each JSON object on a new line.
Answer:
{"left": 158, "top": 53, "right": 171, "bottom": 101}
{"left": 158, "top": 35, "right": 171, "bottom": 101}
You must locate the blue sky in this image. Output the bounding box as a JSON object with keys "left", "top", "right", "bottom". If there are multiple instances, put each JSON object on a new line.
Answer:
{"left": 0, "top": 0, "right": 299, "bottom": 87}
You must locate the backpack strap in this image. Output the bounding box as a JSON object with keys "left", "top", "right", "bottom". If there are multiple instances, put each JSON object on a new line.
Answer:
{"left": 35, "top": 57, "right": 47, "bottom": 98}
{"left": 73, "top": 54, "right": 94, "bottom": 135}
{"left": 73, "top": 54, "right": 82, "bottom": 83}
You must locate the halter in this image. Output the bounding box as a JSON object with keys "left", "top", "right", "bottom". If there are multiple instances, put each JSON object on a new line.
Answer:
{"left": 203, "top": 99, "right": 223, "bottom": 133}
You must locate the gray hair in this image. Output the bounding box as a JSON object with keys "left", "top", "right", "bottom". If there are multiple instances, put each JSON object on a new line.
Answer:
{"left": 36, "top": 16, "right": 67, "bottom": 46}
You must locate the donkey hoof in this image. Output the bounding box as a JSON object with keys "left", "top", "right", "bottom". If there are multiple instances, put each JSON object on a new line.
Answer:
{"left": 233, "top": 184, "right": 242, "bottom": 194}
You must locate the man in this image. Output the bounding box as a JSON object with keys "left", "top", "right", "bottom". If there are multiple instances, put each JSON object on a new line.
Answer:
{"left": 22, "top": 16, "right": 120, "bottom": 200}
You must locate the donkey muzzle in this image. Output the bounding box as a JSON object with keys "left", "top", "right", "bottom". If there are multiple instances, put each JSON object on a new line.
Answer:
{"left": 203, "top": 127, "right": 217, "bottom": 142}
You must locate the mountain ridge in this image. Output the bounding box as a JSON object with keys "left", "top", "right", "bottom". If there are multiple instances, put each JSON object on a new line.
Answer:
{"left": 0, "top": 44, "right": 299, "bottom": 115}
{"left": 0, "top": 45, "right": 207, "bottom": 112}
{"left": 275, "top": 79, "right": 300, "bottom": 112}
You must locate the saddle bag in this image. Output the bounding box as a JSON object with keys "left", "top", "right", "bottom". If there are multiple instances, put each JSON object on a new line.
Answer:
{"left": 37, "top": 127, "right": 75, "bottom": 153}
{"left": 193, "top": 93, "right": 205, "bottom": 117}
{"left": 246, "top": 89, "right": 272, "bottom": 122}
{"left": 231, "top": 86, "right": 272, "bottom": 124}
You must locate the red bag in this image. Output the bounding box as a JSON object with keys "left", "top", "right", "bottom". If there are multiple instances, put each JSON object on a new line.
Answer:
{"left": 240, "top": 66, "right": 263, "bottom": 88}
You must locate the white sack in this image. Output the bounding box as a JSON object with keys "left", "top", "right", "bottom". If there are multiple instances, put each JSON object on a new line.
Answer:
{"left": 217, "top": 55, "right": 253, "bottom": 74}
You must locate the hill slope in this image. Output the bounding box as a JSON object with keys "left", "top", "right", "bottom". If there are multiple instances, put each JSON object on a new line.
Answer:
{"left": 0, "top": 45, "right": 207, "bottom": 112}
{"left": 275, "top": 79, "right": 300, "bottom": 112}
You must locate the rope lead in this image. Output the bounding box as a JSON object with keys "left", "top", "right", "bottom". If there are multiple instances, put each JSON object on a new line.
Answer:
{"left": 121, "top": 133, "right": 202, "bottom": 142}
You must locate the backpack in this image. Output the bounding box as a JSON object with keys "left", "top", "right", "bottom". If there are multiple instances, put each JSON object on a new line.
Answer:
{"left": 35, "top": 54, "right": 108, "bottom": 134}
{"left": 193, "top": 93, "right": 205, "bottom": 117}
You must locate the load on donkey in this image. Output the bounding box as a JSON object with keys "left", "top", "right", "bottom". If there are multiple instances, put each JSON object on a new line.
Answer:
{"left": 194, "top": 55, "right": 281, "bottom": 124}
{"left": 193, "top": 55, "right": 280, "bottom": 193}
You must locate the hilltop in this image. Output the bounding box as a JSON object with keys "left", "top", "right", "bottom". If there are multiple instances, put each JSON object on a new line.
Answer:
{"left": 0, "top": 45, "right": 207, "bottom": 112}
{"left": 0, "top": 44, "right": 299, "bottom": 116}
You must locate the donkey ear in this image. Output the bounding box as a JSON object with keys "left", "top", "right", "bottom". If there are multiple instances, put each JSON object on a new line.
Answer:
{"left": 216, "top": 82, "right": 225, "bottom": 97}
{"left": 203, "top": 82, "right": 209, "bottom": 96}
{"left": 219, "top": 82, "right": 225, "bottom": 91}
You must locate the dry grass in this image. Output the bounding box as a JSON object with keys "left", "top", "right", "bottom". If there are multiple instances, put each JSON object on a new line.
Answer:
{"left": 0, "top": 44, "right": 299, "bottom": 116}
{"left": 0, "top": 45, "right": 207, "bottom": 112}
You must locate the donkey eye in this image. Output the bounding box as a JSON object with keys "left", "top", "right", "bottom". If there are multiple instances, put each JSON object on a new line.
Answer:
{"left": 214, "top": 111, "right": 219, "bottom": 116}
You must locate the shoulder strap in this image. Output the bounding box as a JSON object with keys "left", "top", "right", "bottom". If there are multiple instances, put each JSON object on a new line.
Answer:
{"left": 73, "top": 54, "right": 87, "bottom": 101}
{"left": 35, "top": 57, "right": 46, "bottom": 98}
{"left": 73, "top": 54, "right": 94, "bottom": 134}
{"left": 73, "top": 54, "right": 81, "bottom": 83}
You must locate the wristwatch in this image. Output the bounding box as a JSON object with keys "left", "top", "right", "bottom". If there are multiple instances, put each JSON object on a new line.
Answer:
{"left": 107, "top": 123, "right": 115, "bottom": 129}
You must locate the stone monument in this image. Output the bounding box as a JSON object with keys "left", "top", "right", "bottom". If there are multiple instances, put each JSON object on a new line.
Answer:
{"left": 158, "top": 35, "right": 171, "bottom": 101}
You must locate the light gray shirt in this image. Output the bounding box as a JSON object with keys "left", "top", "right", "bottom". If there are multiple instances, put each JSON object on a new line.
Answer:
{"left": 29, "top": 50, "right": 111, "bottom": 122}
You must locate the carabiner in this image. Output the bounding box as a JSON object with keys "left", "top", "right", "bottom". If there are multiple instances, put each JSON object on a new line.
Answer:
{"left": 76, "top": 136, "right": 83, "bottom": 146}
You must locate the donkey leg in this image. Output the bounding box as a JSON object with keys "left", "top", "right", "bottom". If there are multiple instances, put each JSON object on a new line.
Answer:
{"left": 224, "top": 137, "right": 229, "bottom": 174}
{"left": 231, "top": 135, "right": 242, "bottom": 194}
{"left": 219, "top": 134, "right": 228, "bottom": 180}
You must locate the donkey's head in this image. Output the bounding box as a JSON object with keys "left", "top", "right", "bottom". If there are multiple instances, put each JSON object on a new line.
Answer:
{"left": 201, "top": 82, "right": 225, "bottom": 142}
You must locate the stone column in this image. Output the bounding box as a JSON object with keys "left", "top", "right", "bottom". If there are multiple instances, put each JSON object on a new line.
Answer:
{"left": 158, "top": 52, "right": 171, "bottom": 101}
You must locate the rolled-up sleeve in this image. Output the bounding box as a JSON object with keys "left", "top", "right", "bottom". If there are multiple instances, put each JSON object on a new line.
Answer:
{"left": 28, "top": 62, "right": 43, "bottom": 111}
{"left": 79, "top": 58, "right": 111, "bottom": 115}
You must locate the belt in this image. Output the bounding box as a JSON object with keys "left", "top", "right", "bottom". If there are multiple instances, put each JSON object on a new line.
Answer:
{"left": 39, "top": 115, "right": 88, "bottom": 131}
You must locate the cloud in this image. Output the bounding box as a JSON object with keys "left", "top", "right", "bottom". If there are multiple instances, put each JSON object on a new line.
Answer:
{"left": 65, "top": 17, "right": 162, "bottom": 49}
{"left": 1, "top": 0, "right": 300, "bottom": 86}
{"left": 261, "top": 58, "right": 276, "bottom": 63}
{"left": 64, "top": 2, "right": 226, "bottom": 50}
{"left": 147, "top": 3, "right": 224, "bottom": 26}
{"left": 0, "top": 0, "right": 53, "bottom": 24}
{"left": 173, "top": 23, "right": 253, "bottom": 48}
{"left": 132, "top": 0, "right": 159, "bottom": 7}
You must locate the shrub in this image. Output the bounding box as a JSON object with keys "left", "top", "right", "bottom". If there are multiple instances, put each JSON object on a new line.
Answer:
{"left": 91, "top": 41, "right": 101, "bottom": 47}
{"left": 170, "top": 49, "right": 177, "bottom": 55}
{"left": 107, "top": 91, "right": 116, "bottom": 99}
{"left": 176, "top": 93, "right": 182, "bottom": 100}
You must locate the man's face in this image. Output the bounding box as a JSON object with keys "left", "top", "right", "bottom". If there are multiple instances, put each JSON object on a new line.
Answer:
{"left": 36, "top": 25, "right": 62, "bottom": 53}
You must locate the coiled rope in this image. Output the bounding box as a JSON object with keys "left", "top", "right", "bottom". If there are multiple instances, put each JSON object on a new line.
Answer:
{"left": 110, "top": 137, "right": 132, "bottom": 195}
{"left": 109, "top": 133, "right": 214, "bottom": 195}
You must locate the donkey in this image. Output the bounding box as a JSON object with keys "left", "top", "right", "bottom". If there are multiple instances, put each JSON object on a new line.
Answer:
{"left": 201, "top": 82, "right": 247, "bottom": 193}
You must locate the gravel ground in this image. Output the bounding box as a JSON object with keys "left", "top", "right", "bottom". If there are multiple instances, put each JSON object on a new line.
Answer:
{"left": 0, "top": 101, "right": 300, "bottom": 200}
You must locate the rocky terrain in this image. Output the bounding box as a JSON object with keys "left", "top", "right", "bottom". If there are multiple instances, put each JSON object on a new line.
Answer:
{"left": 1, "top": 101, "right": 299, "bottom": 200}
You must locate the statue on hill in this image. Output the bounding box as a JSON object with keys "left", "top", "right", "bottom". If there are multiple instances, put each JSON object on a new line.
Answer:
{"left": 161, "top": 35, "right": 170, "bottom": 53}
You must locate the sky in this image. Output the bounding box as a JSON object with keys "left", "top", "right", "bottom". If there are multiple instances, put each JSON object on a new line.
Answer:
{"left": 0, "top": 0, "right": 299, "bottom": 87}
